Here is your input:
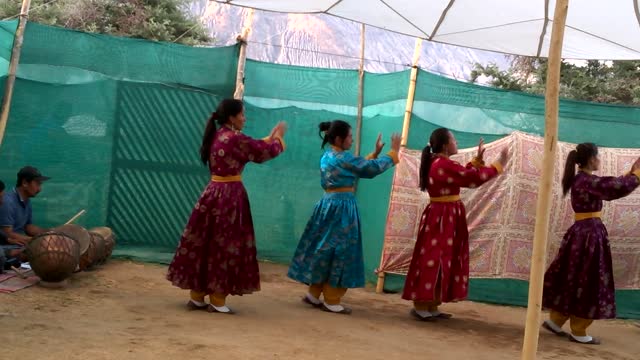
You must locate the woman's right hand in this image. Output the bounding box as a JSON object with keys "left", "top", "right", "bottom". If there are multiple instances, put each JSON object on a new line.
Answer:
{"left": 390, "top": 133, "right": 402, "bottom": 152}
{"left": 631, "top": 156, "right": 640, "bottom": 172}
{"left": 497, "top": 148, "right": 508, "bottom": 168}
{"left": 476, "top": 138, "right": 486, "bottom": 161}
{"left": 271, "top": 121, "right": 288, "bottom": 138}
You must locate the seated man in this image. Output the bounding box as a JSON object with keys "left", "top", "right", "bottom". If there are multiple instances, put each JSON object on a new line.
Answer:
{"left": 0, "top": 227, "right": 23, "bottom": 272}
{"left": 0, "top": 179, "right": 9, "bottom": 271}
{"left": 0, "top": 180, "right": 25, "bottom": 272}
{"left": 0, "top": 167, "right": 50, "bottom": 265}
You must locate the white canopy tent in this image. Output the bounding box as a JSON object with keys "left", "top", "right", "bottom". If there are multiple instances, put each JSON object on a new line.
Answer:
{"left": 215, "top": 0, "right": 640, "bottom": 60}
{"left": 214, "top": 1, "right": 637, "bottom": 359}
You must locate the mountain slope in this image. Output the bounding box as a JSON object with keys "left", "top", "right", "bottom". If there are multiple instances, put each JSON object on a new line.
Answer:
{"left": 187, "top": 1, "right": 509, "bottom": 78}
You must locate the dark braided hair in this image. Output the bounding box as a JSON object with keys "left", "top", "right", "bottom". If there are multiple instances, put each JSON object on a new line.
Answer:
{"left": 561, "top": 142, "right": 598, "bottom": 196}
{"left": 419, "top": 128, "right": 450, "bottom": 191}
{"left": 200, "top": 99, "right": 244, "bottom": 165}
{"left": 318, "top": 120, "right": 351, "bottom": 148}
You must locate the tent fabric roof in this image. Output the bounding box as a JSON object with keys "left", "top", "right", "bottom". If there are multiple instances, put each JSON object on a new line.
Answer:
{"left": 216, "top": 0, "right": 640, "bottom": 60}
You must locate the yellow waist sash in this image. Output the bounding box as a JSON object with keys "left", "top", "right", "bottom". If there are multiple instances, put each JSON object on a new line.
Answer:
{"left": 574, "top": 211, "right": 601, "bottom": 221}
{"left": 430, "top": 195, "right": 461, "bottom": 203}
{"left": 326, "top": 187, "right": 355, "bottom": 193}
{"left": 211, "top": 175, "right": 242, "bottom": 182}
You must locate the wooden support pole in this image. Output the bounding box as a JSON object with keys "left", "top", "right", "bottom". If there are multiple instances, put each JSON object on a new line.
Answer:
{"left": 375, "top": 271, "right": 385, "bottom": 294}
{"left": 354, "top": 23, "right": 365, "bottom": 157}
{"left": 400, "top": 38, "right": 422, "bottom": 147}
{"left": 521, "top": 1, "right": 569, "bottom": 359}
{"left": 0, "top": 0, "right": 31, "bottom": 150}
{"left": 376, "top": 38, "right": 423, "bottom": 294}
{"left": 233, "top": 8, "right": 254, "bottom": 100}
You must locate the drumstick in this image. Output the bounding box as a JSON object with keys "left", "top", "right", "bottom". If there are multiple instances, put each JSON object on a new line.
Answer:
{"left": 11, "top": 266, "right": 27, "bottom": 279}
{"left": 64, "top": 210, "right": 86, "bottom": 225}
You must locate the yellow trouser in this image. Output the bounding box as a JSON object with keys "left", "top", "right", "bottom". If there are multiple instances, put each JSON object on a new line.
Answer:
{"left": 308, "top": 283, "right": 348, "bottom": 305}
{"left": 414, "top": 277, "right": 442, "bottom": 312}
{"left": 190, "top": 290, "right": 228, "bottom": 307}
{"left": 550, "top": 310, "right": 594, "bottom": 337}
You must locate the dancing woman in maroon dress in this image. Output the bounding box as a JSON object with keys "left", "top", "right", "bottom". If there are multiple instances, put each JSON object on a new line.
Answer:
{"left": 167, "top": 99, "right": 287, "bottom": 314}
{"left": 542, "top": 143, "right": 640, "bottom": 344}
{"left": 402, "top": 128, "right": 507, "bottom": 321}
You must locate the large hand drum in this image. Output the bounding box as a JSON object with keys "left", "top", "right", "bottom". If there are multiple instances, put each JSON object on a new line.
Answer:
{"left": 78, "top": 232, "right": 106, "bottom": 270}
{"left": 89, "top": 227, "right": 115, "bottom": 260}
{"left": 79, "top": 238, "right": 97, "bottom": 271}
{"left": 52, "top": 224, "right": 91, "bottom": 257}
{"left": 26, "top": 232, "right": 80, "bottom": 283}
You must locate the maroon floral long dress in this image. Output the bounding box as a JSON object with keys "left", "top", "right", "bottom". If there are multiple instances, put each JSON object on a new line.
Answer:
{"left": 402, "top": 156, "right": 502, "bottom": 304}
{"left": 543, "top": 170, "right": 640, "bottom": 319}
{"left": 167, "top": 126, "right": 284, "bottom": 296}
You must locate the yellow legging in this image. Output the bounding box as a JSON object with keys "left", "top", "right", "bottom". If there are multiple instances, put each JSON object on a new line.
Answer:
{"left": 550, "top": 310, "right": 594, "bottom": 337}
{"left": 413, "top": 277, "right": 443, "bottom": 313}
{"left": 190, "top": 290, "right": 227, "bottom": 307}
{"left": 309, "top": 283, "right": 347, "bottom": 305}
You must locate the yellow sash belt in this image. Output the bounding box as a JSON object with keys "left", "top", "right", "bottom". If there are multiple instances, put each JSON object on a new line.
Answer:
{"left": 211, "top": 175, "right": 242, "bottom": 182}
{"left": 574, "top": 211, "right": 601, "bottom": 221}
{"left": 430, "top": 195, "right": 461, "bottom": 203}
{"left": 325, "top": 187, "right": 355, "bottom": 193}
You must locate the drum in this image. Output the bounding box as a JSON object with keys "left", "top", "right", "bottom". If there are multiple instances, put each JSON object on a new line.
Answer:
{"left": 78, "top": 239, "right": 97, "bottom": 271}
{"left": 89, "top": 227, "right": 115, "bottom": 260}
{"left": 52, "top": 224, "right": 91, "bottom": 257}
{"left": 89, "top": 232, "right": 106, "bottom": 265}
{"left": 26, "top": 231, "right": 80, "bottom": 283}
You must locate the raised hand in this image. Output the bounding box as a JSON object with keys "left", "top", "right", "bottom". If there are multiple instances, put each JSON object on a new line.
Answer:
{"left": 631, "top": 156, "right": 640, "bottom": 172}
{"left": 476, "top": 138, "right": 486, "bottom": 160}
{"left": 268, "top": 123, "right": 279, "bottom": 138}
{"left": 497, "top": 148, "right": 508, "bottom": 168}
{"left": 270, "top": 121, "right": 288, "bottom": 139}
{"left": 277, "top": 121, "right": 288, "bottom": 137}
{"left": 374, "top": 133, "right": 385, "bottom": 155}
{"left": 390, "top": 133, "right": 402, "bottom": 152}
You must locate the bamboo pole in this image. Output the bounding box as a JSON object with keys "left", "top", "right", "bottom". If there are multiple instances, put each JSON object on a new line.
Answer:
{"left": 233, "top": 8, "right": 254, "bottom": 100}
{"left": 0, "top": 0, "right": 31, "bottom": 150}
{"left": 375, "top": 38, "right": 423, "bottom": 294}
{"left": 400, "top": 38, "right": 422, "bottom": 147}
{"left": 354, "top": 23, "right": 365, "bottom": 157}
{"left": 375, "top": 270, "right": 386, "bottom": 294}
{"left": 521, "top": 1, "right": 569, "bottom": 359}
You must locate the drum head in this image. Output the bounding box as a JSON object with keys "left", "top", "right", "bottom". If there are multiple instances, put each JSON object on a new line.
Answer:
{"left": 89, "top": 232, "right": 106, "bottom": 264}
{"left": 79, "top": 240, "right": 96, "bottom": 271}
{"left": 53, "top": 224, "right": 91, "bottom": 256}
{"left": 88, "top": 227, "right": 113, "bottom": 240}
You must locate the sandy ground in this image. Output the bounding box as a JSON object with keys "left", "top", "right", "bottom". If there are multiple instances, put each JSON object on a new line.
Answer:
{"left": 1, "top": 260, "right": 638, "bottom": 360}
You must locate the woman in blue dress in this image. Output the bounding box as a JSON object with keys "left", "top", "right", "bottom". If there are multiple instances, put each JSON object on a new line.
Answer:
{"left": 288, "top": 120, "right": 401, "bottom": 314}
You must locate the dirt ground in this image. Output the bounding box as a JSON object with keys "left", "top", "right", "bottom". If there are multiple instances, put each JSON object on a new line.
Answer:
{"left": 1, "top": 260, "right": 638, "bottom": 360}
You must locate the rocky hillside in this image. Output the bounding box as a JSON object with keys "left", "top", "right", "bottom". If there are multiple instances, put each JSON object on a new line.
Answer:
{"left": 187, "top": 1, "right": 509, "bottom": 79}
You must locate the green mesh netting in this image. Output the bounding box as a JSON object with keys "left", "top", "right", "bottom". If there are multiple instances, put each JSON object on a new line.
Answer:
{"left": 0, "top": 20, "right": 17, "bottom": 76}
{"left": 1, "top": 20, "right": 639, "bottom": 318}
{"left": 0, "top": 19, "right": 237, "bottom": 238}
{"left": 408, "top": 69, "right": 640, "bottom": 148}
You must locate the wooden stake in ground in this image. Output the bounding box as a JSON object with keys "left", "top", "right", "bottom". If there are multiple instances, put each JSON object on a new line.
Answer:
{"left": 354, "top": 23, "right": 366, "bottom": 157}
{"left": 521, "top": 0, "right": 570, "bottom": 359}
{"left": 376, "top": 38, "right": 422, "bottom": 294}
{"left": 233, "top": 8, "right": 254, "bottom": 100}
{"left": 0, "top": 0, "right": 31, "bottom": 149}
